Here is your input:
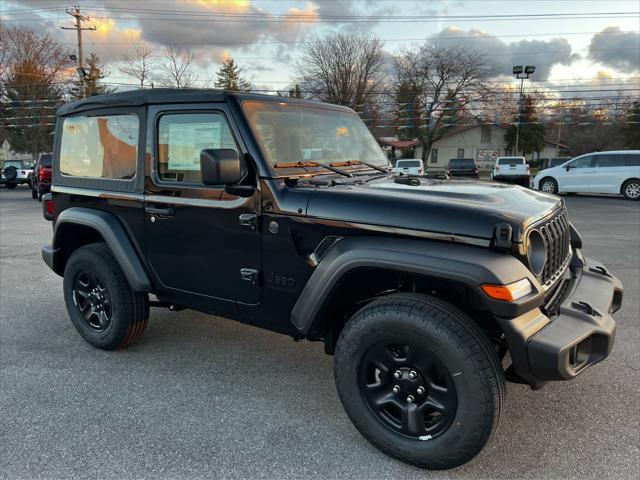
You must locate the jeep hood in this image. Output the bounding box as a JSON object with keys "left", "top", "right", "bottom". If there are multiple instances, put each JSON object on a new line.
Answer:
{"left": 306, "top": 177, "right": 562, "bottom": 244}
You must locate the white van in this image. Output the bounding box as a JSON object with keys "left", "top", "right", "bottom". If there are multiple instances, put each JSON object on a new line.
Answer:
{"left": 533, "top": 151, "right": 640, "bottom": 200}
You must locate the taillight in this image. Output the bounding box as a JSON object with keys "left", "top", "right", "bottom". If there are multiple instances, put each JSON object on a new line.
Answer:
{"left": 42, "top": 194, "right": 54, "bottom": 221}
{"left": 496, "top": 166, "right": 500, "bottom": 172}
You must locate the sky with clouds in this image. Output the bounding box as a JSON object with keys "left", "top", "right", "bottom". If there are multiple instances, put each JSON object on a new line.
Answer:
{"left": 2, "top": 0, "right": 639, "bottom": 95}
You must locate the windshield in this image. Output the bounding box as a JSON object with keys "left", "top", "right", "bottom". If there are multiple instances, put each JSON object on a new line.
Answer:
{"left": 39, "top": 154, "right": 53, "bottom": 167}
{"left": 449, "top": 159, "right": 474, "bottom": 168}
{"left": 242, "top": 101, "right": 388, "bottom": 168}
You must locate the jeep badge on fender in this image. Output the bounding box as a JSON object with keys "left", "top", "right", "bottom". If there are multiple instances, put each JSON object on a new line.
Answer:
{"left": 42, "top": 89, "right": 623, "bottom": 470}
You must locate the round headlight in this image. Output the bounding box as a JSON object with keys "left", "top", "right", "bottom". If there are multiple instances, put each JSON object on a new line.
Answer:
{"left": 527, "top": 230, "right": 546, "bottom": 277}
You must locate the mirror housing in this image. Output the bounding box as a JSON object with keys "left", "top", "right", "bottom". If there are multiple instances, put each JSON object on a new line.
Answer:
{"left": 200, "top": 149, "right": 245, "bottom": 185}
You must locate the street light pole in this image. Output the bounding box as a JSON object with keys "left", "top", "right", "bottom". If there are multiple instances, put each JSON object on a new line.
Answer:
{"left": 512, "top": 65, "right": 535, "bottom": 156}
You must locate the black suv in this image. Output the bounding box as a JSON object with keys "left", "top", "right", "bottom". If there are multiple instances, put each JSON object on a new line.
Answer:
{"left": 447, "top": 158, "right": 479, "bottom": 178}
{"left": 42, "top": 90, "right": 623, "bottom": 470}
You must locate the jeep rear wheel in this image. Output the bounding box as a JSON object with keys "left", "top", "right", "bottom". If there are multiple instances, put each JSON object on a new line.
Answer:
{"left": 63, "top": 243, "right": 149, "bottom": 350}
{"left": 334, "top": 293, "right": 505, "bottom": 469}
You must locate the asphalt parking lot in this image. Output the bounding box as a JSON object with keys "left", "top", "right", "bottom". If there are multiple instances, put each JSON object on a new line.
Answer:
{"left": 1, "top": 186, "right": 638, "bottom": 479}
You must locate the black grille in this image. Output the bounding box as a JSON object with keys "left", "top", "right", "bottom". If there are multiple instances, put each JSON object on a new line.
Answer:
{"left": 534, "top": 208, "right": 571, "bottom": 286}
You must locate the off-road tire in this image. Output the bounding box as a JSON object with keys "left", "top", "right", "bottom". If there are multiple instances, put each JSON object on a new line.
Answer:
{"left": 334, "top": 293, "right": 505, "bottom": 470}
{"left": 3, "top": 166, "right": 17, "bottom": 182}
{"left": 5, "top": 182, "right": 17, "bottom": 189}
{"left": 63, "top": 243, "right": 149, "bottom": 350}
{"left": 621, "top": 179, "right": 640, "bottom": 200}
{"left": 539, "top": 177, "right": 558, "bottom": 194}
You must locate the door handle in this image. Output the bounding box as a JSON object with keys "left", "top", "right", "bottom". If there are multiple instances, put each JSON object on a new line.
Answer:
{"left": 145, "top": 205, "right": 175, "bottom": 217}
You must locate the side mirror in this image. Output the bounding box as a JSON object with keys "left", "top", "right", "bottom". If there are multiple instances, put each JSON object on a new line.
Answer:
{"left": 200, "top": 149, "right": 245, "bottom": 185}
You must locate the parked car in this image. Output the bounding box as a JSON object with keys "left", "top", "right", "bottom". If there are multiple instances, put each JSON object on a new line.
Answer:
{"left": 392, "top": 159, "right": 424, "bottom": 176}
{"left": 446, "top": 158, "right": 479, "bottom": 178}
{"left": 490, "top": 156, "right": 530, "bottom": 187}
{"left": 42, "top": 89, "right": 623, "bottom": 470}
{"left": 539, "top": 157, "right": 572, "bottom": 171}
{"left": 1, "top": 160, "right": 33, "bottom": 189}
{"left": 31, "top": 153, "right": 53, "bottom": 200}
{"left": 533, "top": 150, "right": 640, "bottom": 200}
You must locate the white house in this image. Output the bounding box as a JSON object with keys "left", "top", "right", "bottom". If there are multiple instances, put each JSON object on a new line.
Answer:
{"left": 413, "top": 124, "right": 566, "bottom": 169}
{"left": 0, "top": 134, "right": 33, "bottom": 162}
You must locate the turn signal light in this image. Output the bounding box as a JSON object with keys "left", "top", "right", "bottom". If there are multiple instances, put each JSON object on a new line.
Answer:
{"left": 481, "top": 278, "right": 533, "bottom": 302}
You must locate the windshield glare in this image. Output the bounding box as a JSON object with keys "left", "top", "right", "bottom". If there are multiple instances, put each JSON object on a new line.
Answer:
{"left": 242, "top": 101, "right": 388, "bottom": 167}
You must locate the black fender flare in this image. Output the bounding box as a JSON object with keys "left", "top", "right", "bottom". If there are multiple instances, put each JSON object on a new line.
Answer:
{"left": 52, "top": 207, "right": 151, "bottom": 291}
{"left": 290, "top": 236, "right": 543, "bottom": 337}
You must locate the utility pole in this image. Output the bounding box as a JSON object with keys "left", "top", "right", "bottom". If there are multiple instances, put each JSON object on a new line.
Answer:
{"left": 62, "top": 6, "right": 96, "bottom": 98}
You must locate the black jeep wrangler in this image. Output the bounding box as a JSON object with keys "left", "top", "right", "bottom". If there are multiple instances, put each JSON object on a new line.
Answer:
{"left": 42, "top": 89, "right": 623, "bottom": 469}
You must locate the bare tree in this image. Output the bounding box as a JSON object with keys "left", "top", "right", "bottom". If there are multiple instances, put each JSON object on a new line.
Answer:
{"left": 394, "top": 44, "right": 493, "bottom": 162}
{"left": 0, "top": 27, "right": 71, "bottom": 159}
{"left": 0, "top": 28, "right": 10, "bottom": 80}
{"left": 160, "top": 45, "right": 197, "bottom": 88}
{"left": 296, "top": 32, "right": 385, "bottom": 111}
{"left": 120, "top": 44, "right": 156, "bottom": 89}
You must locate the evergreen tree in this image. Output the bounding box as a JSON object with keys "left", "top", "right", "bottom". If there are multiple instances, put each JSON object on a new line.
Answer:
{"left": 622, "top": 100, "right": 640, "bottom": 149}
{"left": 438, "top": 90, "right": 467, "bottom": 135}
{"left": 68, "top": 53, "right": 114, "bottom": 100}
{"left": 214, "top": 57, "right": 251, "bottom": 91}
{"left": 394, "top": 80, "right": 423, "bottom": 140}
{"left": 288, "top": 84, "right": 303, "bottom": 98}
{"left": 504, "top": 95, "right": 546, "bottom": 156}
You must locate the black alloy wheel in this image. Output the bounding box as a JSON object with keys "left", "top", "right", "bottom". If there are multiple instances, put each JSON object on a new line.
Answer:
{"left": 72, "top": 270, "right": 112, "bottom": 331}
{"left": 334, "top": 293, "right": 505, "bottom": 469}
{"left": 63, "top": 243, "right": 149, "bottom": 349}
{"left": 360, "top": 340, "right": 456, "bottom": 440}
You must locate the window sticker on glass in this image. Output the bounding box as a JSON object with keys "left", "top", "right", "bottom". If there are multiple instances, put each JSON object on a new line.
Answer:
{"left": 167, "top": 123, "right": 221, "bottom": 171}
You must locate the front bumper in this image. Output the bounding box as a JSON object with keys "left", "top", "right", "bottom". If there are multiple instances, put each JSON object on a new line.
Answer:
{"left": 498, "top": 255, "right": 622, "bottom": 387}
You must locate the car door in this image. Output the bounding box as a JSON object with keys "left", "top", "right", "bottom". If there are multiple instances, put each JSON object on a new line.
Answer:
{"left": 558, "top": 155, "right": 594, "bottom": 192}
{"left": 144, "top": 104, "right": 261, "bottom": 306}
{"left": 590, "top": 154, "right": 623, "bottom": 193}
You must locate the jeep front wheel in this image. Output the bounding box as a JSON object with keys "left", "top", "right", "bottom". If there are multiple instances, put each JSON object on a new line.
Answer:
{"left": 63, "top": 243, "right": 149, "bottom": 350}
{"left": 334, "top": 293, "right": 505, "bottom": 469}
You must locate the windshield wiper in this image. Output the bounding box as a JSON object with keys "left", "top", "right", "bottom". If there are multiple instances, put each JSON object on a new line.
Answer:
{"left": 330, "top": 160, "right": 390, "bottom": 173}
{"left": 273, "top": 161, "right": 353, "bottom": 178}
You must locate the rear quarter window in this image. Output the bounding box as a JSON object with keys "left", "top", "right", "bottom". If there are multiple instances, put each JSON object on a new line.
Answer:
{"left": 59, "top": 115, "right": 139, "bottom": 179}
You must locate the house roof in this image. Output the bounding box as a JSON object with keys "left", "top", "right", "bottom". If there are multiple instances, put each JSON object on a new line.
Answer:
{"left": 436, "top": 123, "right": 568, "bottom": 149}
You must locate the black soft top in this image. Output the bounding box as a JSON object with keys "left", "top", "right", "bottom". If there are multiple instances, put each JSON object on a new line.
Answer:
{"left": 56, "top": 88, "right": 353, "bottom": 116}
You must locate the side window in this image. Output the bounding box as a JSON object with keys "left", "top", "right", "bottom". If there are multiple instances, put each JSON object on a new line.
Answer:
{"left": 593, "top": 154, "right": 626, "bottom": 168}
{"left": 626, "top": 154, "right": 640, "bottom": 167}
{"left": 157, "top": 112, "right": 237, "bottom": 184}
{"left": 430, "top": 148, "right": 438, "bottom": 163}
{"left": 60, "top": 115, "right": 138, "bottom": 179}
{"left": 570, "top": 156, "right": 593, "bottom": 169}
